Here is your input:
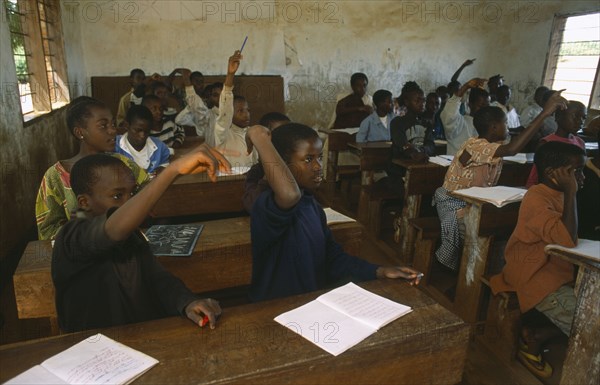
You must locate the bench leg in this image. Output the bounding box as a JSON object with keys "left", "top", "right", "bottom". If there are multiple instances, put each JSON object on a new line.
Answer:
{"left": 412, "top": 233, "right": 436, "bottom": 286}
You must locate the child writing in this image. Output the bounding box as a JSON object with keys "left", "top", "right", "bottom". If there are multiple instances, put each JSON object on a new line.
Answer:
{"left": 143, "top": 95, "right": 186, "bottom": 154}
{"left": 52, "top": 146, "right": 229, "bottom": 332}
{"left": 36, "top": 97, "right": 149, "bottom": 240}
{"left": 213, "top": 50, "right": 258, "bottom": 167}
{"left": 356, "top": 89, "right": 394, "bottom": 143}
{"left": 115, "top": 105, "right": 171, "bottom": 176}
{"left": 490, "top": 141, "right": 585, "bottom": 378}
{"left": 434, "top": 91, "right": 568, "bottom": 272}
{"left": 440, "top": 78, "right": 490, "bottom": 155}
{"left": 526, "top": 100, "right": 587, "bottom": 187}
{"left": 245, "top": 123, "right": 422, "bottom": 302}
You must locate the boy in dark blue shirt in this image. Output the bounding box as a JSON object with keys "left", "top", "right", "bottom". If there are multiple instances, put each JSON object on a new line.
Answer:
{"left": 245, "top": 123, "right": 421, "bottom": 302}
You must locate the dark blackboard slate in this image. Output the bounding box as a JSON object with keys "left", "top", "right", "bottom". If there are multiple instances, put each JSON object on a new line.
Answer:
{"left": 144, "top": 224, "right": 204, "bottom": 257}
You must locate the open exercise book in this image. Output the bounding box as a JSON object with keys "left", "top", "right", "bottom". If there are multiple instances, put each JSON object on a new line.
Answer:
{"left": 545, "top": 239, "right": 600, "bottom": 262}
{"left": 452, "top": 186, "right": 527, "bottom": 208}
{"left": 274, "top": 282, "right": 412, "bottom": 356}
{"left": 5, "top": 334, "right": 158, "bottom": 385}
{"left": 323, "top": 208, "right": 356, "bottom": 225}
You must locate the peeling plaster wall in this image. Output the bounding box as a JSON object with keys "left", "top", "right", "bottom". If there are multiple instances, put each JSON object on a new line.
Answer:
{"left": 66, "top": 0, "right": 598, "bottom": 128}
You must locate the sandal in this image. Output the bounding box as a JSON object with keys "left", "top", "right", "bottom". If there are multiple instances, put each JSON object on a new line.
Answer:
{"left": 517, "top": 349, "right": 553, "bottom": 378}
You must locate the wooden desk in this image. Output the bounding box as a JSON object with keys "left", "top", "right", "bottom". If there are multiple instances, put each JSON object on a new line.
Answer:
{"left": 14, "top": 218, "right": 363, "bottom": 321}
{"left": 318, "top": 128, "right": 359, "bottom": 184}
{"left": 172, "top": 136, "right": 205, "bottom": 159}
{"left": 152, "top": 173, "right": 246, "bottom": 218}
{"left": 1, "top": 280, "right": 469, "bottom": 385}
{"left": 545, "top": 242, "right": 600, "bottom": 385}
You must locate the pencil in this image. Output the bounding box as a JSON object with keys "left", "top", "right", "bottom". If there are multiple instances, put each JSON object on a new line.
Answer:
{"left": 240, "top": 36, "right": 248, "bottom": 53}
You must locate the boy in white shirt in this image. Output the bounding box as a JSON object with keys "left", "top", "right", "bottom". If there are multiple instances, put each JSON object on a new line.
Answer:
{"left": 491, "top": 85, "right": 521, "bottom": 129}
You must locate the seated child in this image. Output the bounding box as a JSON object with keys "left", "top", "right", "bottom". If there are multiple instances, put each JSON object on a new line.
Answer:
{"left": 440, "top": 78, "right": 490, "bottom": 155}
{"left": 36, "top": 97, "right": 149, "bottom": 240}
{"left": 578, "top": 129, "right": 600, "bottom": 240}
{"left": 488, "top": 74, "right": 504, "bottom": 103}
{"left": 243, "top": 112, "right": 291, "bottom": 213}
{"left": 246, "top": 123, "right": 422, "bottom": 302}
{"left": 143, "top": 95, "right": 185, "bottom": 154}
{"left": 491, "top": 85, "right": 521, "bottom": 129}
{"left": 213, "top": 50, "right": 258, "bottom": 167}
{"left": 434, "top": 92, "right": 567, "bottom": 271}
{"left": 115, "top": 105, "right": 171, "bottom": 175}
{"left": 422, "top": 92, "right": 442, "bottom": 135}
{"left": 52, "top": 148, "right": 229, "bottom": 332}
{"left": 583, "top": 114, "right": 600, "bottom": 137}
{"left": 490, "top": 141, "right": 585, "bottom": 378}
{"left": 520, "top": 86, "right": 550, "bottom": 127}
{"left": 150, "top": 81, "right": 183, "bottom": 120}
{"left": 332, "top": 73, "right": 373, "bottom": 129}
{"left": 526, "top": 100, "right": 587, "bottom": 187}
{"left": 357, "top": 89, "right": 394, "bottom": 143}
{"left": 117, "top": 68, "right": 145, "bottom": 127}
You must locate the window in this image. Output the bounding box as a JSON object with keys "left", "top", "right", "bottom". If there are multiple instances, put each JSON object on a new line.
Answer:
{"left": 543, "top": 11, "right": 600, "bottom": 110}
{"left": 4, "top": 0, "right": 69, "bottom": 121}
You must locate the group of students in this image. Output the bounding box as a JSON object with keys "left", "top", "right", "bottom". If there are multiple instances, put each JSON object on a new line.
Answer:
{"left": 331, "top": 61, "right": 598, "bottom": 378}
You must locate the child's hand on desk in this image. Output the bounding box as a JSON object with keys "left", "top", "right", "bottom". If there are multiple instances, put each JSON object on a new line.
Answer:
{"left": 171, "top": 143, "right": 231, "bottom": 181}
{"left": 376, "top": 266, "right": 423, "bottom": 286}
{"left": 185, "top": 298, "right": 222, "bottom": 329}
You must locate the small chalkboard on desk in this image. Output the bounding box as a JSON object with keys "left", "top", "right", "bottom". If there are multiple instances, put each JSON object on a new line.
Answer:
{"left": 144, "top": 224, "right": 204, "bottom": 257}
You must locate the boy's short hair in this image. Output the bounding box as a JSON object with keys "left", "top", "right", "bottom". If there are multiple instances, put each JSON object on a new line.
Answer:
{"left": 468, "top": 87, "right": 490, "bottom": 105}
{"left": 350, "top": 72, "right": 368, "bottom": 86}
{"left": 150, "top": 81, "right": 168, "bottom": 93}
{"left": 541, "top": 89, "right": 557, "bottom": 105}
{"left": 446, "top": 80, "right": 461, "bottom": 95}
{"left": 126, "top": 105, "right": 154, "bottom": 125}
{"left": 372, "top": 89, "right": 393, "bottom": 108}
{"left": 534, "top": 142, "right": 586, "bottom": 181}
{"left": 142, "top": 94, "right": 161, "bottom": 106}
{"left": 190, "top": 71, "right": 204, "bottom": 81}
{"left": 66, "top": 96, "right": 107, "bottom": 137}
{"left": 259, "top": 112, "right": 290, "bottom": 128}
{"left": 534, "top": 86, "right": 550, "bottom": 100}
{"left": 399, "top": 82, "right": 423, "bottom": 105}
{"left": 472, "top": 106, "right": 506, "bottom": 136}
{"left": 71, "top": 154, "right": 131, "bottom": 196}
{"left": 130, "top": 68, "right": 145, "bottom": 78}
{"left": 436, "top": 85, "right": 448, "bottom": 96}
{"left": 489, "top": 74, "right": 503, "bottom": 84}
{"left": 555, "top": 100, "right": 586, "bottom": 121}
{"left": 271, "top": 123, "right": 319, "bottom": 163}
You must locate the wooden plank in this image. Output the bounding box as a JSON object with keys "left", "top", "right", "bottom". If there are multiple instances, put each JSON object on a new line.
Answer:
{"left": 13, "top": 219, "right": 364, "bottom": 321}
{"left": 0, "top": 280, "right": 469, "bottom": 385}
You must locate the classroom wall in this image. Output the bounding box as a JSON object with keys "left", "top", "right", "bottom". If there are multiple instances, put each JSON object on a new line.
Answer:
{"left": 61, "top": 0, "right": 599, "bottom": 128}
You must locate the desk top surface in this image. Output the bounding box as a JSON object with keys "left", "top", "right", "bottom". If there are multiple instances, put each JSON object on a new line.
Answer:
{"left": 0, "top": 280, "right": 466, "bottom": 384}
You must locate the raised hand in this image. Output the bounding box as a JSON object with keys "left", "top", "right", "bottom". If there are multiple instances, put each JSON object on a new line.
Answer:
{"left": 542, "top": 89, "right": 568, "bottom": 115}
{"left": 228, "top": 50, "right": 243, "bottom": 75}
{"left": 172, "top": 143, "right": 231, "bottom": 181}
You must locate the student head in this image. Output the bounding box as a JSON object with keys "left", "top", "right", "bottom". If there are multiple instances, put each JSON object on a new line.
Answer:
{"left": 446, "top": 80, "right": 461, "bottom": 97}
{"left": 533, "top": 86, "right": 550, "bottom": 107}
{"left": 271, "top": 123, "right": 323, "bottom": 191}
{"left": 436, "top": 85, "right": 449, "bottom": 103}
{"left": 555, "top": 101, "right": 587, "bottom": 135}
{"left": 190, "top": 71, "right": 204, "bottom": 94}
{"left": 468, "top": 87, "right": 490, "bottom": 116}
{"left": 372, "top": 89, "right": 393, "bottom": 116}
{"left": 130, "top": 68, "right": 145, "bottom": 88}
{"left": 142, "top": 95, "right": 164, "bottom": 124}
{"left": 71, "top": 154, "right": 136, "bottom": 217}
{"left": 124, "top": 105, "right": 153, "bottom": 151}
{"left": 496, "top": 85, "right": 511, "bottom": 106}
{"left": 350, "top": 73, "right": 368, "bottom": 98}
{"left": 425, "top": 92, "right": 441, "bottom": 115}
{"left": 259, "top": 112, "right": 290, "bottom": 131}
{"left": 488, "top": 74, "right": 504, "bottom": 94}
{"left": 150, "top": 81, "right": 170, "bottom": 103}
{"left": 67, "top": 96, "right": 116, "bottom": 152}
{"left": 534, "top": 141, "right": 586, "bottom": 190}
{"left": 233, "top": 95, "right": 250, "bottom": 127}
{"left": 204, "top": 82, "right": 223, "bottom": 109}
{"left": 473, "top": 106, "right": 508, "bottom": 142}
{"left": 400, "top": 82, "right": 425, "bottom": 115}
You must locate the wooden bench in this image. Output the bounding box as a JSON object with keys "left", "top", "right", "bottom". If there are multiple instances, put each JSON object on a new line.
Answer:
{"left": 13, "top": 217, "right": 363, "bottom": 324}
{"left": 1, "top": 280, "right": 470, "bottom": 385}
{"left": 409, "top": 216, "right": 441, "bottom": 286}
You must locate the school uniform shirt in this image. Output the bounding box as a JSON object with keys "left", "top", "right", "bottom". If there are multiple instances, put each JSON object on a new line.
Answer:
{"left": 491, "top": 101, "right": 521, "bottom": 129}
{"left": 52, "top": 209, "right": 199, "bottom": 332}
{"left": 525, "top": 133, "right": 585, "bottom": 188}
{"left": 577, "top": 159, "right": 600, "bottom": 240}
{"left": 214, "top": 85, "right": 258, "bottom": 167}
{"left": 357, "top": 111, "right": 393, "bottom": 142}
{"left": 242, "top": 163, "right": 269, "bottom": 214}
{"left": 35, "top": 154, "right": 150, "bottom": 240}
{"left": 249, "top": 189, "right": 379, "bottom": 302}
{"left": 150, "top": 120, "right": 185, "bottom": 156}
{"left": 440, "top": 95, "right": 479, "bottom": 156}
{"left": 115, "top": 134, "right": 170, "bottom": 173}
{"left": 490, "top": 184, "right": 576, "bottom": 312}
{"left": 177, "top": 86, "right": 220, "bottom": 144}
{"left": 116, "top": 88, "right": 133, "bottom": 127}
{"left": 520, "top": 103, "right": 543, "bottom": 127}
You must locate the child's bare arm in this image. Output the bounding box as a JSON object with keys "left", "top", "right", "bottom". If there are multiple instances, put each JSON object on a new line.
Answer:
{"left": 494, "top": 91, "right": 567, "bottom": 157}
{"left": 552, "top": 166, "right": 579, "bottom": 243}
{"left": 451, "top": 59, "right": 476, "bottom": 83}
{"left": 105, "top": 144, "right": 231, "bottom": 241}
{"left": 456, "top": 77, "right": 486, "bottom": 98}
{"left": 246, "top": 125, "right": 301, "bottom": 210}
{"left": 224, "top": 51, "right": 242, "bottom": 88}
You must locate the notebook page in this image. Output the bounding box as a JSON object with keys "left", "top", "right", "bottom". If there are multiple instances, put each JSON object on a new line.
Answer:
{"left": 41, "top": 334, "right": 158, "bottom": 385}
{"left": 4, "top": 365, "right": 67, "bottom": 385}
{"left": 316, "top": 282, "right": 412, "bottom": 330}
{"left": 453, "top": 186, "right": 526, "bottom": 207}
{"left": 323, "top": 208, "right": 356, "bottom": 224}
{"left": 274, "top": 300, "right": 377, "bottom": 356}
{"left": 545, "top": 239, "right": 600, "bottom": 262}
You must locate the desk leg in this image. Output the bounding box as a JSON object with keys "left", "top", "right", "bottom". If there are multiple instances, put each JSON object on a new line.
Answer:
{"left": 399, "top": 195, "right": 421, "bottom": 262}
{"left": 357, "top": 171, "right": 372, "bottom": 226}
{"left": 455, "top": 204, "right": 490, "bottom": 324}
{"left": 560, "top": 268, "right": 600, "bottom": 385}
